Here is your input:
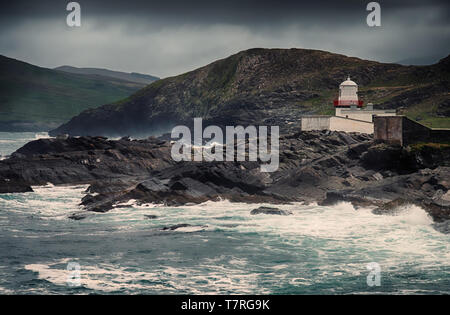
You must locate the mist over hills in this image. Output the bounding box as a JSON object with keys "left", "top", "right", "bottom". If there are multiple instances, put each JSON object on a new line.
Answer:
{"left": 50, "top": 48, "right": 450, "bottom": 137}
{"left": 395, "top": 54, "right": 447, "bottom": 66}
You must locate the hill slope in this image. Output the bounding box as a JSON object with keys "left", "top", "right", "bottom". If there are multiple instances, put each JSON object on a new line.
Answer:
{"left": 0, "top": 55, "right": 151, "bottom": 131}
{"left": 50, "top": 48, "right": 450, "bottom": 137}
{"left": 54, "top": 66, "right": 159, "bottom": 86}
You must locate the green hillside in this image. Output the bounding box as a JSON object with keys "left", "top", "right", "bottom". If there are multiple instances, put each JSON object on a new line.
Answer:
{"left": 0, "top": 55, "right": 148, "bottom": 131}
{"left": 51, "top": 48, "right": 450, "bottom": 137}
{"left": 54, "top": 66, "right": 159, "bottom": 86}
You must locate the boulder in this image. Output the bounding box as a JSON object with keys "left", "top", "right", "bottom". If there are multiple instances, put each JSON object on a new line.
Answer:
{"left": 372, "top": 198, "right": 411, "bottom": 216}
{"left": 319, "top": 191, "right": 376, "bottom": 208}
{"left": 250, "top": 206, "right": 293, "bottom": 216}
{"left": 161, "top": 224, "right": 207, "bottom": 231}
{"left": 0, "top": 178, "right": 33, "bottom": 193}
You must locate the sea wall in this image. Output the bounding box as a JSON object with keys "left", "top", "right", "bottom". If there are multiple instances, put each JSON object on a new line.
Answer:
{"left": 301, "top": 116, "right": 330, "bottom": 131}
{"left": 336, "top": 108, "right": 396, "bottom": 123}
{"left": 301, "top": 115, "right": 373, "bottom": 134}
{"left": 373, "top": 116, "right": 403, "bottom": 145}
{"left": 329, "top": 116, "right": 374, "bottom": 134}
{"left": 374, "top": 116, "right": 450, "bottom": 146}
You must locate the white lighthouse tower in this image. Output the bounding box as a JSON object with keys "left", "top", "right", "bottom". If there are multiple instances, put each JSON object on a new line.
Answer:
{"left": 334, "top": 76, "right": 363, "bottom": 117}
{"left": 338, "top": 76, "right": 360, "bottom": 104}
{"left": 334, "top": 76, "right": 362, "bottom": 107}
{"left": 301, "top": 76, "right": 397, "bottom": 134}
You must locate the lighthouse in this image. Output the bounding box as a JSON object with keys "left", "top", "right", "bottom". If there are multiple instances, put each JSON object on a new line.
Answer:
{"left": 334, "top": 76, "right": 363, "bottom": 108}
{"left": 334, "top": 76, "right": 364, "bottom": 118}
{"left": 301, "top": 76, "right": 397, "bottom": 134}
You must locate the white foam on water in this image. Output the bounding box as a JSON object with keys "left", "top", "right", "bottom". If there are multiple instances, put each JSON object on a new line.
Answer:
{"left": 114, "top": 199, "right": 138, "bottom": 207}
{"left": 0, "top": 286, "right": 14, "bottom": 294}
{"left": 159, "top": 201, "right": 448, "bottom": 278}
{"left": 94, "top": 199, "right": 449, "bottom": 278}
{"left": 170, "top": 225, "right": 208, "bottom": 233}
{"left": 2, "top": 183, "right": 448, "bottom": 294}
{"left": 0, "top": 184, "right": 88, "bottom": 221}
{"left": 34, "top": 132, "right": 50, "bottom": 140}
{"left": 23, "top": 258, "right": 264, "bottom": 294}
{"left": 24, "top": 261, "right": 162, "bottom": 293}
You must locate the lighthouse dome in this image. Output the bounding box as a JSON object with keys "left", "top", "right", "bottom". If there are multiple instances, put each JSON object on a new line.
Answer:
{"left": 340, "top": 76, "right": 357, "bottom": 86}
{"left": 337, "top": 76, "right": 359, "bottom": 106}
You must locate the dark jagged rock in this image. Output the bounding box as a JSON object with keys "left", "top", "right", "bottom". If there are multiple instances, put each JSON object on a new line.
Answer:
{"left": 250, "top": 206, "right": 292, "bottom": 216}
{"left": 144, "top": 215, "right": 158, "bottom": 219}
{"left": 68, "top": 212, "right": 89, "bottom": 221}
{"left": 372, "top": 198, "right": 412, "bottom": 216}
{"left": 361, "top": 143, "right": 450, "bottom": 173}
{"left": 421, "top": 199, "right": 450, "bottom": 223}
{"left": 1, "top": 130, "right": 450, "bottom": 233}
{"left": 0, "top": 135, "right": 175, "bottom": 189}
{"left": 83, "top": 161, "right": 292, "bottom": 209}
{"left": 161, "top": 224, "right": 207, "bottom": 231}
{"left": 0, "top": 178, "right": 33, "bottom": 193}
{"left": 161, "top": 224, "right": 191, "bottom": 231}
{"left": 370, "top": 196, "right": 450, "bottom": 224}
{"left": 432, "top": 221, "right": 450, "bottom": 234}
{"left": 319, "top": 191, "right": 381, "bottom": 209}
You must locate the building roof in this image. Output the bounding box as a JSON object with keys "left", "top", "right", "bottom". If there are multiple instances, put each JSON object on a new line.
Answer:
{"left": 340, "top": 76, "right": 357, "bottom": 86}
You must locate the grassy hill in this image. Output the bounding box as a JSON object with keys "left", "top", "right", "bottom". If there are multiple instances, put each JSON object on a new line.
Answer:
{"left": 0, "top": 55, "right": 155, "bottom": 131}
{"left": 54, "top": 66, "right": 159, "bottom": 86}
{"left": 46, "top": 48, "right": 450, "bottom": 137}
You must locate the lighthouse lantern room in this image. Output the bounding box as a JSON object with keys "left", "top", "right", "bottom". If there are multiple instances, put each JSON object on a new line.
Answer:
{"left": 333, "top": 76, "right": 363, "bottom": 107}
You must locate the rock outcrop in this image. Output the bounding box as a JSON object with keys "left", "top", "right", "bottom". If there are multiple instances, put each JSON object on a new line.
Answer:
{"left": 0, "top": 136, "right": 175, "bottom": 193}
{"left": 250, "top": 206, "right": 293, "bottom": 216}
{"left": 1, "top": 131, "right": 449, "bottom": 232}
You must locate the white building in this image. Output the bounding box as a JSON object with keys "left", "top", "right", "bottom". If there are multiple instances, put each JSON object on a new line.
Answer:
{"left": 337, "top": 76, "right": 360, "bottom": 105}
{"left": 301, "top": 77, "right": 396, "bottom": 134}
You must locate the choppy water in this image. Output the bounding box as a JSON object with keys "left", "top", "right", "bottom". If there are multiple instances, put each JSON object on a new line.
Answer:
{"left": 0, "top": 133, "right": 449, "bottom": 294}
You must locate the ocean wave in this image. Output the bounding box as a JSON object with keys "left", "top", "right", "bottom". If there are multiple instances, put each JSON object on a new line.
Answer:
{"left": 34, "top": 132, "right": 50, "bottom": 140}
{"left": 2, "top": 186, "right": 449, "bottom": 294}
{"left": 0, "top": 184, "right": 88, "bottom": 222}
{"left": 23, "top": 258, "right": 265, "bottom": 294}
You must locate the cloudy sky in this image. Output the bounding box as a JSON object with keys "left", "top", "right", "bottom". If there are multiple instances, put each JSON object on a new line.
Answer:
{"left": 0, "top": 0, "right": 449, "bottom": 78}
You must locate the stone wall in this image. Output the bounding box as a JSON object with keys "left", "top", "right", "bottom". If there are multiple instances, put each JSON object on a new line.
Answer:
{"left": 373, "top": 116, "right": 403, "bottom": 145}
{"left": 374, "top": 116, "right": 450, "bottom": 146}
{"left": 336, "top": 108, "right": 397, "bottom": 123}
{"left": 301, "top": 116, "right": 330, "bottom": 131}
{"left": 329, "top": 116, "right": 374, "bottom": 134}
{"left": 301, "top": 115, "right": 374, "bottom": 134}
{"left": 431, "top": 129, "right": 450, "bottom": 143}
{"left": 402, "top": 117, "right": 433, "bottom": 145}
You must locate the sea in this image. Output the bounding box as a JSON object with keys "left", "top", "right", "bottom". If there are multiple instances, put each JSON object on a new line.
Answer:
{"left": 0, "top": 132, "right": 449, "bottom": 294}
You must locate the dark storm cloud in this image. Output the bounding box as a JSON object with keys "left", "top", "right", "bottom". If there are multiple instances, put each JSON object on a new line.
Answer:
{"left": 0, "top": 0, "right": 449, "bottom": 77}
{"left": 1, "top": 0, "right": 449, "bottom": 25}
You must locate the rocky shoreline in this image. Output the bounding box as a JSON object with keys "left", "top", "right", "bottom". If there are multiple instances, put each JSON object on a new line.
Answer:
{"left": 1, "top": 131, "right": 449, "bottom": 232}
